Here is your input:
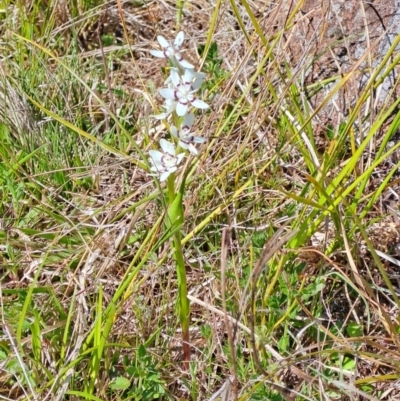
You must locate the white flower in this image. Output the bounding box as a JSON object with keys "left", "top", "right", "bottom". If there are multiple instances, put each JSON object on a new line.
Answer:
{"left": 165, "top": 68, "right": 206, "bottom": 86}
{"left": 148, "top": 139, "right": 185, "bottom": 181}
{"left": 159, "top": 69, "right": 209, "bottom": 117}
{"left": 153, "top": 98, "right": 177, "bottom": 120}
{"left": 152, "top": 81, "right": 177, "bottom": 119}
{"left": 150, "top": 31, "right": 194, "bottom": 69}
{"left": 170, "top": 114, "right": 206, "bottom": 155}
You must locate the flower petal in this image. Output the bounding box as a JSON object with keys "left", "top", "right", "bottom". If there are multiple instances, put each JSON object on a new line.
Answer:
{"left": 170, "top": 69, "right": 181, "bottom": 87}
{"left": 160, "top": 170, "right": 172, "bottom": 182}
{"left": 160, "top": 138, "right": 176, "bottom": 155}
{"left": 188, "top": 144, "right": 198, "bottom": 155}
{"left": 149, "top": 50, "right": 165, "bottom": 58}
{"left": 170, "top": 126, "right": 178, "bottom": 138}
{"left": 164, "top": 98, "right": 177, "bottom": 111}
{"left": 183, "top": 113, "right": 195, "bottom": 128}
{"left": 178, "top": 58, "right": 194, "bottom": 69}
{"left": 176, "top": 153, "right": 185, "bottom": 164}
{"left": 159, "top": 88, "right": 176, "bottom": 100}
{"left": 183, "top": 68, "right": 194, "bottom": 82}
{"left": 164, "top": 74, "right": 173, "bottom": 85}
{"left": 176, "top": 102, "right": 188, "bottom": 116}
{"left": 149, "top": 150, "right": 163, "bottom": 165}
{"left": 178, "top": 141, "right": 190, "bottom": 151}
{"left": 191, "top": 70, "right": 206, "bottom": 80}
{"left": 191, "top": 98, "right": 209, "bottom": 109}
{"left": 174, "top": 31, "right": 185, "bottom": 47}
{"left": 157, "top": 35, "right": 169, "bottom": 48}
{"left": 192, "top": 79, "right": 203, "bottom": 90}
{"left": 152, "top": 111, "right": 169, "bottom": 120}
{"left": 153, "top": 99, "right": 177, "bottom": 119}
{"left": 193, "top": 136, "right": 206, "bottom": 144}
{"left": 163, "top": 155, "right": 177, "bottom": 168}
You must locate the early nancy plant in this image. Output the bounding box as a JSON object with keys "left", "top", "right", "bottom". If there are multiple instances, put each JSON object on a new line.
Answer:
{"left": 149, "top": 31, "right": 209, "bottom": 369}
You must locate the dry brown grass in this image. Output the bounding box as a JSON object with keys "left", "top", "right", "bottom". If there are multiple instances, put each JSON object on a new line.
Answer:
{"left": 2, "top": 0, "right": 400, "bottom": 400}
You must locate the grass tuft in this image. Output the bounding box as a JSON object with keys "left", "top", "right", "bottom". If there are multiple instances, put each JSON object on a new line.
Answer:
{"left": 2, "top": 0, "right": 400, "bottom": 400}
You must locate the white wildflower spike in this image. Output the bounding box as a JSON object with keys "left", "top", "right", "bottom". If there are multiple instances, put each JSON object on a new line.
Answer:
{"left": 159, "top": 69, "right": 209, "bottom": 117}
{"left": 149, "top": 139, "right": 185, "bottom": 181}
{"left": 170, "top": 114, "right": 206, "bottom": 155}
{"left": 150, "top": 31, "right": 194, "bottom": 69}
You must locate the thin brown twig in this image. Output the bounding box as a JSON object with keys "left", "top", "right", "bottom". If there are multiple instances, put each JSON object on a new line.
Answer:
{"left": 221, "top": 226, "right": 238, "bottom": 400}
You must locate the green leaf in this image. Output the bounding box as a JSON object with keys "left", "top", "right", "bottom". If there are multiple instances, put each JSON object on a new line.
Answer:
{"left": 342, "top": 355, "right": 356, "bottom": 371}
{"left": 0, "top": 348, "right": 8, "bottom": 360}
{"left": 109, "top": 376, "right": 131, "bottom": 390}
{"left": 346, "top": 322, "right": 363, "bottom": 337}
{"left": 166, "top": 189, "right": 184, "bottom": 232}
{"left": 101, "top": 34, "right": 114, "bottom": 46}
{"left": 277, "top": 332, "right": 289, "bottom": 353}
{"left": 138, "top": 344, "right": 147, "bottom": 359}
{"left": 326, "top": 123, "right": 335, "bottom": 140}
{"left": 361, "top": 384, "right": 374, "bottom": 393}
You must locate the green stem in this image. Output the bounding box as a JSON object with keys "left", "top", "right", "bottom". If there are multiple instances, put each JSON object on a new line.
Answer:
{"left": 166, "top": 170, "right": 190, "bottom": 369}
{"left": 167, "top": 173, "right": 175, "bottom": 204}
{"left": 176, "top": 0, "right": 183, "bottom": 29}
{"left": 173, "top": 228, "right": 190, "bottom": 369}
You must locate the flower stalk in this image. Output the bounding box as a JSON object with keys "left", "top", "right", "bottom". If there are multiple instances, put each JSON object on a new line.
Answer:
{"left": 149, "top": 31, "right": 209, "bottom": 369}
{"left": 167, "top": 177, "right": 190, "bottom": 368}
